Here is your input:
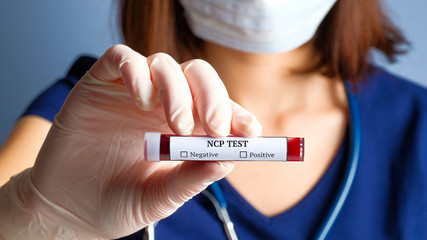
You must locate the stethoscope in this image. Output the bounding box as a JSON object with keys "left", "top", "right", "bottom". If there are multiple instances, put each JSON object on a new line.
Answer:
{"left": 144, "top": 83, "right": 361, "bottom": 240}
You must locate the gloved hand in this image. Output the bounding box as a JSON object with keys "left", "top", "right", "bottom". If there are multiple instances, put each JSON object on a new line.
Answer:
{"left": 0, "top": 44, "right": 262, "bottom": 239}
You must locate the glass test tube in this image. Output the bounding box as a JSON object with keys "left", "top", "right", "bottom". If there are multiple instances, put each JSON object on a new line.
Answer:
{"left": 144, "top": 132, "right": 304, "bottom": 162}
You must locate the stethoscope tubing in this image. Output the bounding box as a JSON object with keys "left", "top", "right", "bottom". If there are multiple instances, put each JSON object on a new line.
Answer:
{"left": 313, "top": 83, "right": 362, "bottom": 239}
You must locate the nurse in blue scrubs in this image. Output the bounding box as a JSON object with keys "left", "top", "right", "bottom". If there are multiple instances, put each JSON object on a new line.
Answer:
{"left": 0, "top": 0, "right": 426, "bottom": 239}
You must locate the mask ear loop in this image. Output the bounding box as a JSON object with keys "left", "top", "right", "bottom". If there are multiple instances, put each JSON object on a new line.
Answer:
{"left": 314, "top": 82, "right": 362, "bottom": 240}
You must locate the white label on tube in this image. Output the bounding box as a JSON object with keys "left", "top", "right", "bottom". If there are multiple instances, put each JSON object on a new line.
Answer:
{"left": 169, "top": 136, "right": 287, "bottom": 161}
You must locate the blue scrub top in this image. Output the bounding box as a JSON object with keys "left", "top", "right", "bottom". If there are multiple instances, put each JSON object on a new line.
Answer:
{"left": 23, "top": 56, "right": 427, "bottom": 239}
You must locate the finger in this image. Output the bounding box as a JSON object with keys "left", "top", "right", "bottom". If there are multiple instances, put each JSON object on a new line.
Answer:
{"left": 146, "top": 53, "right": 194, "bottom": 135}
{"left": 230, "top": 100, "right": 263, "bottom": 137}
{"left": 181, "top": 59, "right": 232, "bottom": 138}
{"left": 88, "top": 44, "right": 157, "bottom": 110}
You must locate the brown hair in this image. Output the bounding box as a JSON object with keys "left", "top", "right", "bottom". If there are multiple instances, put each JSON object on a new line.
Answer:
{"left": 120, "top": 0, "right": 408, "bottom": 83}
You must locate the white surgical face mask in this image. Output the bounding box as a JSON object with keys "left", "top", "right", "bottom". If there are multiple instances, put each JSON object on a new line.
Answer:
{"left": 179, "top": 0, "right": 337, "bottom": 53}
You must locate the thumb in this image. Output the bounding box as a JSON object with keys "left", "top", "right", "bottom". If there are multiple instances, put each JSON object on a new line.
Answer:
{"left": 143, "top": 161, "right": 234, "bottom": 223}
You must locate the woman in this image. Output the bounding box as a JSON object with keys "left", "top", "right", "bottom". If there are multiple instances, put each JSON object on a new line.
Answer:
{"left": 1, "top": 0, "right": 426, "bottom": 239}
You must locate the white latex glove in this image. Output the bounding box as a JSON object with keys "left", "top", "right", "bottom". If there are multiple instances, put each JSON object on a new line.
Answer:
{"left": 0, "top": 44, "right": 262, "bottom": 239}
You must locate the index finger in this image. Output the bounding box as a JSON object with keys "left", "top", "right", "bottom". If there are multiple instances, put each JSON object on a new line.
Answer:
{"left": 87, "top": 44, "right": 157, "bottom": 111}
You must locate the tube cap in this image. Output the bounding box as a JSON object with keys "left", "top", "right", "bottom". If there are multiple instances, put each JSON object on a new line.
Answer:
{"left": 144, "top": 132, "right": 161, "bottom": 161}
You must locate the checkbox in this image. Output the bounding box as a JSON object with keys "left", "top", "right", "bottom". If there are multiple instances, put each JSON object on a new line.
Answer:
{"left": 240, "top": 151, "right": 247, "bottom": 158}
{"left": 180, "top": 151, "right": 188, "bottom": 158}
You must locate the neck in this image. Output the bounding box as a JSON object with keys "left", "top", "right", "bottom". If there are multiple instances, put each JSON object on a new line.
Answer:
{"left": 202, "top": 42, "right": 347, "bottom": 132}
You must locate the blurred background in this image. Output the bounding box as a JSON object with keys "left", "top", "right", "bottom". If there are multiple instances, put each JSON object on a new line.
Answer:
{"left": 0, "top": 0, "right": 426, "bottom": 144}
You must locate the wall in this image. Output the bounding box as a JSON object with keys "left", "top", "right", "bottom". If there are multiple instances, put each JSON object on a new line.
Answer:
{"left": 373, "top": 0, "right": 427, "bottom": 85}
{"left": 0, "top": 0, "right": 120, "bottom": 143}
{"left": 0, "top": 0, "right": 426, "bottom": 144}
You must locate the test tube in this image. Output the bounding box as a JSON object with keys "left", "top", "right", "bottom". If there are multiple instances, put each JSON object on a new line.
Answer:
{"left": 144, "top": 132, "right": 304, "bottom": 162}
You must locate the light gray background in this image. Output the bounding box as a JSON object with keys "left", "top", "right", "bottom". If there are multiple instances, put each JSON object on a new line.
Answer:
{"left": 0, "top": 0, "right": 426, "bottom": 144}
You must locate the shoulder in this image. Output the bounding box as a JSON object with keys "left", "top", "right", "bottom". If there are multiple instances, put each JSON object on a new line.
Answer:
{"left": 357, "top": 66, "right": 427, "bottom": 108}
{"left": 356, "top": 66, "right": 427, "bottom": 131}
{"left": 340, "top": 67, "right": 427, "bottom": 238}
{"left": 66, "top": 56, "right": 98, "bottom": 84}
{"left": 22, "top": 55, "right": 97, "bottom": 122}
{"left": 356, "top": 65, "right": 427, "bottom": 155}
